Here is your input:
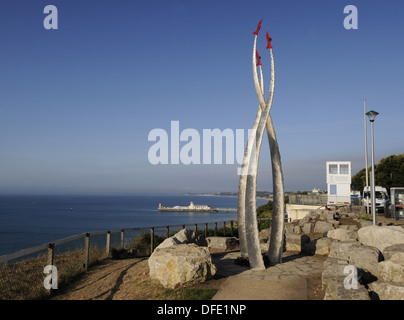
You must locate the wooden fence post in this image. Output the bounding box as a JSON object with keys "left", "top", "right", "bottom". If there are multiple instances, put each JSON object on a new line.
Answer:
{"left": 47, "top": 243, "right": 54, "bottom": 267}
{"left": 214, "top": 222, "right": 217, "bottom": 236}
{"left": 84, "top": 233, "right": 90, "bottom": 272}
{"left": 223, "top": 222, "right": 226, "bottom": 236}
{"left": 46, "top": 243, "right": 55, "bottom": 295}
{"left": 150, "top": 227, "right": 155, "bottom": 254}
{"left": 120, "top": 229, "right": 124, "bottom": 249}
{"left": 194, "top": 223, "right": 198, "bottom": 234}
{"left": 106, "top": 231, "right": 111, "bottom": 258}
{"left": 230, "top": 220, "right": 234, "bottom": 236}
{"left": 204, "top": 223, "right": 208, "bottom": 238}
{"left": 166, "top": 226, "right": 169, "bottom": 238}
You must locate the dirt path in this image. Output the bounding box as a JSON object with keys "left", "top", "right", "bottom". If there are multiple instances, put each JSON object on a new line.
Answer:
{"left": 53, "top": 258, "right": 153, "bottom": 300}
{"left": 52, "top": 250, "right": 325, "bottom": 300}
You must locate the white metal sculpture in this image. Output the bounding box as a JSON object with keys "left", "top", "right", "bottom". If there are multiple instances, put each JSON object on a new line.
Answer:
{"left": 237, "top": 20, "right": 285, "bottom": 268}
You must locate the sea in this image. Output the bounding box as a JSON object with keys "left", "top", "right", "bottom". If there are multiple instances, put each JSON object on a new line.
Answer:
{"left": 0, "top": 194, "right": 268, "bottom": 257}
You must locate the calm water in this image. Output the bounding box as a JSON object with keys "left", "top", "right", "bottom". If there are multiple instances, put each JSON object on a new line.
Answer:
{"left": 0, "top": 194, "right": 267, "bottom": 257}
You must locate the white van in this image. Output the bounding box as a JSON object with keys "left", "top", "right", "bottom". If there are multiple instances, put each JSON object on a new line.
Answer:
{"left": 363, "top": 186, "right": 389, "bottom": 213}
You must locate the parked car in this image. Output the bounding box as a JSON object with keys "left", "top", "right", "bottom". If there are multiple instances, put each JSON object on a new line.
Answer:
{"left": 362, "top": 186, "right": 389, "bottom": 213}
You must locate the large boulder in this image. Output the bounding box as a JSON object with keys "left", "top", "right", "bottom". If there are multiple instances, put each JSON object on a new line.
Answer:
{"left": 322, "top": 258, "right": 350, "bottom": 290}
{"left": 356, "top": 219, "right": 373, "bottom": 228}
{"left": 314, "top": 221, "right": 335, "bottom": 234}
{"left": 368, "top": 282, "right": 404, "bottom": 300}
{"left": 258, "top": 228, "right": 271, "bottom": 243}
{"left": 284, "top": 223, "right": 295, "bottom": 234}
{"left": 383, "top": 243, "right": 404, "bottom": 261}
{"left": 322, "top": 258, "right": 371, "bottom": 300}
{"left": 285, "top": 233, "right": 310, "bottom": 252}
{"left": 303, "top": 237, "right": 333, "bottom": 256}
{"left": 328, "top": 241, "right": 382, "bottom": 280}
{"left": 378, "top": 252, "right": 404, "bottom": 283}
{"left": 174, "top": 228, "right": 196, "bottom": 243}
{"left": 324, "top": 277, "right": 370, "bottom": 300}
{"left": 155, "top": 228, "right": 196, "bottom": 251}
{"left": 302, "top": 222, "right": 313, "bottom": 234}
{"left": 339, "top": 224, "right": 359, "bottom": 232}
{"left": 206, "top": 236, "right": 238, "bottom": 251}
{"left": 326, "top": 228, "right": 358, "bottom": 242}
{"left": 148, "top": 244, "right": 216, "bottom": 289}
{"left": 358, "top": 225, "right": 404, "bottom": 252}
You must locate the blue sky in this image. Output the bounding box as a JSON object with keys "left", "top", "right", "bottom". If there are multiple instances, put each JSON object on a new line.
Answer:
{"left": 1, "top": 0, "right": 403, "bottom": 195}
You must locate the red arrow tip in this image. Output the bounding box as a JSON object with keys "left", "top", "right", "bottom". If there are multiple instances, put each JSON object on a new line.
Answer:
{"left": 266, "top": 30, "right": 273, "bottom": 49}
{"left": 253, "top": 19, "right": 263, "bottom": 36}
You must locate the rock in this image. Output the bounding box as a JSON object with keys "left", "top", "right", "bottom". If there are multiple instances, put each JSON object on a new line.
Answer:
{"left": 258, "top": 228, "right": 271, "bottom": 243}
{"left": 154, "top": 228, "right": 196, "bottom": 251}
{"left": 329, "top": 241, "right": 382, "bottom": 280}
{"left": 378, "top": 252, "right": 404, "bottom": 283}
{"left": 321, "top": 258, "right": 350, "bottom": 290}
{"left": 329, "top": 220, "right": 340, "bottom": 229}
{"left": 174, "top": 228, "right": 196, "bottom": 243}
{"left": 302, "top": 222, "right": 313, "bottom": 234}
{"left": 206, "top": 236, "right": 238, "bottom": 250}
{"left": 326, "top": 228, "right": 358, "bottom": 242}
{"left": 303, "top": 237, "right": 333, "bottom": 256}
{"left": 307, "top": 211, "right": 320, "bottom": 220}
{"left": 284, "top": 223, "right": 295, "bottom": 234}
{"left": 368, "top": 281, "right": 404, "bottom": 300}
{"left": 356, "top": 219, "right": 373, "bottom": 228}
{"left": 156, "top": 237, "right": 181, "bottom": 250}
{"left": 340, "top": 224, "right": 358, "bottom": 231}
{"left": 293, "top": 225, "right": 301, "bottom": 234}
{"left": 358, "top": 225, "right": 404, "bottom": 252}
{"left": 383, "top": 243, "right": 404, "bottom": 261}
{"left": 285, "top": 233, "right": 310, "bottom": 252}
{"left": 324, "top": 277, "right": 370, "bottom": 300}
{"left": 324, "top": 212, "right": 335, "bottom": 222}
{"left": 343, "top": 212, "right": 360, "bottom": 219}
{"left": 148, "top": 244, "right": 216, "bottom": 289}
{"left": 314, "top": 221, "right": 335, "bottom": 234}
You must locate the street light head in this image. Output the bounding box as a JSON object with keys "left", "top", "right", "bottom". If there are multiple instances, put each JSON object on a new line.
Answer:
{"left": 366, "top": 110, "right": 379, "bottom": 122}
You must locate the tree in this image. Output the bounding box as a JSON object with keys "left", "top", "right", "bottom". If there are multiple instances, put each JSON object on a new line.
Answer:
{"left": 256, "top": 200, "right": 273, "bottom": 219}
{"left": 351, "top": 154, "right": 404, "bottom": 194}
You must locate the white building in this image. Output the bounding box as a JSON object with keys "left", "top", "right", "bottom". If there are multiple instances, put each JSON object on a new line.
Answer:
{"left": 326, "top": 161, "right": 352, "bottom": 205}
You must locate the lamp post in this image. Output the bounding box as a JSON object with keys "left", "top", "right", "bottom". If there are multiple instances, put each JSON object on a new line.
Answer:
{"left": 364, "top": 100, "right": 370, "bottom": 215}
{"left": 366, "top": 110, "right": 379, "bottom": 225}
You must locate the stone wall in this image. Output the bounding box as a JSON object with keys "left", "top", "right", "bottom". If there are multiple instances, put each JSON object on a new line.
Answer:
{"left": 281, "top": 207, "right": 404, "bottom": 300}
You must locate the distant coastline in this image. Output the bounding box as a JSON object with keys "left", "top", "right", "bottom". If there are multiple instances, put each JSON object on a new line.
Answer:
{"left": 183, "top": 193, "right": 271, "bottom": 201}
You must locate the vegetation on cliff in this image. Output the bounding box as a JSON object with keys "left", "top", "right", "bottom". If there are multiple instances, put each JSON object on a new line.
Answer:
{"left": 351, "top": 154, "right": 404, "bottom": 193}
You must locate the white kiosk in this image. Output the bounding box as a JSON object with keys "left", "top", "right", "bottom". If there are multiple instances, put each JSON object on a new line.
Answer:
{"left": 326, "top": 161, "right": 352, "bottom": 205}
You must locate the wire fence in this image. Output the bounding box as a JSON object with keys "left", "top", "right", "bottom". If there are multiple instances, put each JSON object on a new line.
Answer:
{"left": 0, "top": 218, "right": 271, "bottom": 300}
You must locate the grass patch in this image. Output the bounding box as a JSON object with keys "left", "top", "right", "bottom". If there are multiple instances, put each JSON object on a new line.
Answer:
{"left": 0, "top": 247, "right": 105, "bottom": 300}
{"left": 157, "top": 287, "right": 218, "bottom": 300}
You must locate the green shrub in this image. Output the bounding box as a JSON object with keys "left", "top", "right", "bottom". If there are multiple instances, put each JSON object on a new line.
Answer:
{"left": 128, "top": 232, "right": 164, "bottom": 257}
